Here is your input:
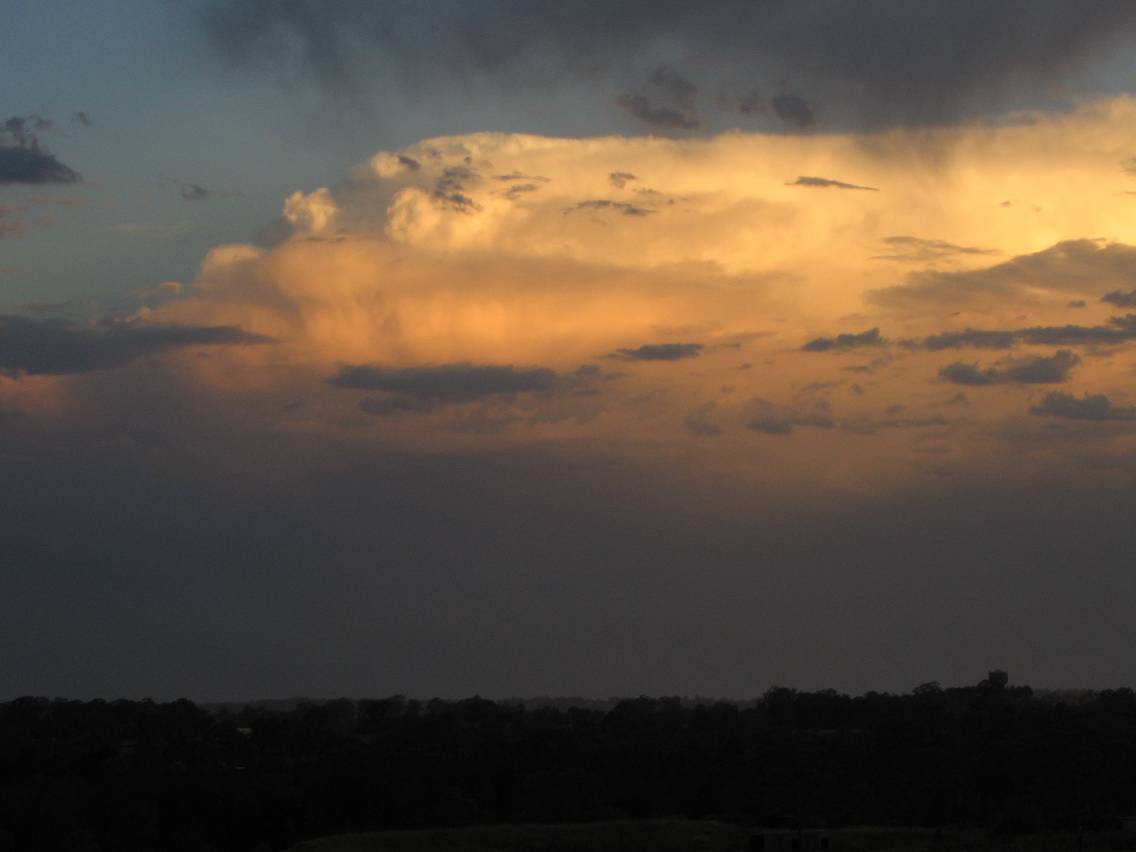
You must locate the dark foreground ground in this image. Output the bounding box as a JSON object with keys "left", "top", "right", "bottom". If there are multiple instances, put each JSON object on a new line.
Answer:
{"left": 288, "top": 823, "right": 1136, "bottom": 852}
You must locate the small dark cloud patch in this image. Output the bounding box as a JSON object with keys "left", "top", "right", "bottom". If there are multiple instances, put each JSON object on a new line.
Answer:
{"left": 328, "top": 362, "right": 559, "bottom": 399}
{"left": 916, "top": 315, "right": 1136, "bottom": 351}
{"left": 502, "top": 183, "right": 542, "bottom": 200}
{"left": 609, "top": 171, "right": 637, "bottom": 189}
{"left": 433, "top": 165, "right": 481, "bottom": 213}
{"left": 873, "top": 236, "right": 997, "bottom": 263}
{"left": 616, "top": 65, "right": 699, "bottom": 131}
{"left": 616, "top": 93, "right": 698, "bottom": 131}
{"left": 1017, "top": 315, "right": 1136, "bottom": 346}
{"left": 397, "top": 154, "right": 421, "bottom": 171}
{"left": 746, "top": 398, "right": 834, "bottom": 435}
{"left": 771, "top": 92, "right": 815, "bottom": 128}
{"left": 1102, "top": 290, "right": 1136, "bottom": 307}
{"left": 788, "top": 175, "right": 877, "bottom": 191}
{"left": 650, "top": 66, "right": 697, "bottom": 110}
{"left": 492, "top": 171, "right": 550, "bottom": 183}
{"left": 609, "top": 342, "right": 703, "bottom": 362}
{"left": 1030, "top": 391, "right": 1136, "bottom": 421}
{"left": 802, "top": 327, "right": 885, "bottom": 352}
{"left": 178, "top": 180, "right": 210, "bottom": 201}
{"left": 1068, "top": 300, "right": 1087, "bottom": 308}
{"left": 923, "top": 329, "right": 1017, "bottom": 350}
{"left": 72, "top": 111, "right": 92, "bottom": 127}
{"left": 565, "top": 199, "right": 654, "bottom": 217}
{"left": 938, "top": 350, "right": 1079, "bottom": 386}
{"left": 0, "top": 315, "right": 271, "bottom": 376}
{"left": 0, "top": 115, "right": 80, "bottom": 185}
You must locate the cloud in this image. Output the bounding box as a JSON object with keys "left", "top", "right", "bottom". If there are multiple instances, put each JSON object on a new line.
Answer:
{"left": 873, "top": 236, "right": 998, "bottom": 263}
{"left": 171, "top": 178, "right": 210, "bottom": 201}
{"left": 72, "top": 111, "right": 92, "bottom": 127}
{"left": 868, "top": 240, "right": 1136, "bottom": 313}
{"left": 802, "top": 328, "right": 886, "bottom": 352}
{"left": 771, "top": 93, "right": 815, "bottom": 128}
{"left": 0, "top": 115, "right": 80, "bottom": 185}
{"left": 938, "top": 350, "right": 1079, "bottom": 385}
{"left": 609, "top": 171, "right": 637, "bottom": 189}
{"left": 564, "top": 199, "right": 655, "bottom": 217}
{"left": 615, "top": 93, "right": 698, "bottom": 131}
{"left": 1030, "top": 391, "right": 1136, "bottom": 421}
{"left": 194, "top": 1, "right": 1136, "bottom": 129}
{"left": 0, "top": 315, "right": 271, "bottom": 376}
{"left": 1101, "top": 289, "right": 1136, "bottom": 307}
{"left": 327, "top": 362, "right": 560, "bottom": 399}
{"left": 787, "top": 176, "right": 877, "bottom": 191}
{"left": 922, "top": 329, "right": 1017, "bottom": 350}
{"left": 745, "top": 398, "right": 835, "bottom": 434}
{"left": 609, "top": 343, "right": 703, "bottom": 361}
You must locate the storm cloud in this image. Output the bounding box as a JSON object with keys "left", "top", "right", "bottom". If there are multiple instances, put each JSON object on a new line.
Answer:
{"left": 195, "top": 0, "right": 1136, "bottom": 129}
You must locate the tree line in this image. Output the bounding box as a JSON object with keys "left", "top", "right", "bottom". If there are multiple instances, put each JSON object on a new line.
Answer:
{"left": 3, "top": 672, "right": 1136, "bottom": 851}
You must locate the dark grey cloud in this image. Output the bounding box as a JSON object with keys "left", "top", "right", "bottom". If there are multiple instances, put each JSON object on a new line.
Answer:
{"left": 72, "top": 111, "right": 92, "bottom": 127}
{"left": 327, "top": 362, "right": 559, "bottom": 399}
{"left": 873, "top": 236, "right": 998, "bottom": 264}
{"left": 501, "top": 182, "right": 543, "bottom": 200}
{"left": 565, "top": 199, "right": 654, "bottom": 217}
{"left": 0, "top": 116, "right": 80, "bottom": 185}
{"left": 609, "top": 171, "right": 637, "bottom": 189}
{"left": 0, "top": 315, "right": 271, "bottom": 376}
{"left": 609, "top": 342, "right": 703, "bottom": 361}
{"left": 650, "top": 66, "right": 697, "bottom": 109}
{"left": 1030, "top": 391, "right": 1136, "bottom": 421}
{"left": 938, "top": 350, "right": 1079, "bottom": 386}
{"left": 1017, "top": 315, "right": 1136, "bottom": 346}
{"left": 923, "top": 329, "right": 1017, "bottom": 350}
{"left": 771, "top": 93, "right": 815, "bottom": 128}
{"left": 802, "top": 327, "right": 885, "bottom": 352}
{"left": 615, "top": 93, "right": 698, "bottom": 131}
{"left": 746, "top": 398, "right": 835, "bottom": 434}
{"left": 170, "top": 178, "right": 210, "bottom": 201}
{"left": 492, "top": 171, "right": 550, "bottom": 183}
{"left": 194, "top": 0, "right": 1136, "bottom": 130}
{"left": 1101, "top": 289, "right": 1136, "bottom": 307}
{"left": 433, "top": 165, "right": 481, "bottom": 213}
{"left": 787, "top": 176, "right": 877, "bottom": 191}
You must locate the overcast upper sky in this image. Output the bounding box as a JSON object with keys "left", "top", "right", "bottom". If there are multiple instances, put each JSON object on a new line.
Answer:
{"left": 5, "top": 1, "right": 1136, "bottom": 701}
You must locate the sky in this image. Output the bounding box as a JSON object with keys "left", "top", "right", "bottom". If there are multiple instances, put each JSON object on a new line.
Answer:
{"left": 5, "top": 1, "right": 1136, "bottom": 701}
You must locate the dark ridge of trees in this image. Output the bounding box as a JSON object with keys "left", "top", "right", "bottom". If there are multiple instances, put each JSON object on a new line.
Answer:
{"left": 3, "top": 673, "right": 1136, "bottom": 851}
